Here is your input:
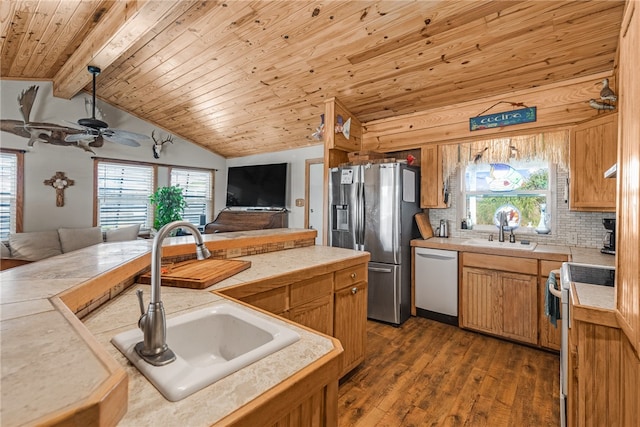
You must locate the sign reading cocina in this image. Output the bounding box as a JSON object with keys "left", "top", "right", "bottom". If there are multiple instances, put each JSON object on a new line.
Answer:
{"left": 469, "top": 107, "right": 537, "bottom": 131}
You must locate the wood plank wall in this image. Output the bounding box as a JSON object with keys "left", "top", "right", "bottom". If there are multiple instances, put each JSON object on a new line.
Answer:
{"left": 360, "top": 73, "right": 614, "bottom": 151}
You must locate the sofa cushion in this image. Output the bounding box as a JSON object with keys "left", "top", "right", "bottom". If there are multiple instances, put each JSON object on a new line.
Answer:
{"left": 58, "top": 227, "right": 104, "bottom": 253}
{"left": 9, "top": 230, "right": 62, "bottom": 261}
{"left": 105, "top": 224, "right": 141, "bottom": 242}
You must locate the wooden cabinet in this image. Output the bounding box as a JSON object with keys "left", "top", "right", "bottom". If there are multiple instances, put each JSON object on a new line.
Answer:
{"left": 240, "top": 287, "right": 288, "bottom": 315}
{"left": 568, "top": 317, "right": 621, "bottom": 427}
{"left": 498, "top": 272, "right": 538, "bottom": 344}
{"left": 620, "top": 334, "right": 640, "bottom": 427}
{"left": 539, "top": 260, "right": 564, "bottom": 351}
{"left": 460, "top": 253, "right": 538, "bottom": 345}
{"left": 288, "top": 274, "right": 334, "bottom": 335}
{"left": 420, "top": 144, "right": 447, "bottom": 208}
{"left": 569, "top": 113, "right": 617, "bottom": 212}
{"left": 221, "top": 261, "right": 368, "bottom": 377}
{"left": 334, "top": 281, "right": 367, "bottom": 376}
{"left": 333, "top": 264, "right": 368, "bottom": 377}
{"left": 460, "top": 267, "right": 495, "bottom": 334}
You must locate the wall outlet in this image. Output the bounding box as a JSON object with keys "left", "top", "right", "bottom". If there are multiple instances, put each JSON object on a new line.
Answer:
{"left": 568, "top": 232, "right": 578, "bottom": 245}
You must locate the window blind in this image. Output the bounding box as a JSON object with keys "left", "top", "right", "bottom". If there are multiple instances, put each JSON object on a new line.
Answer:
{"left": 96, "top": 162, "right": 154, "bottom": 229}
{"left": 0, "top": 152, "right": 18, "bottom": 240}
{"left": 170, "top": 168, "right": 213, "bottom": 226}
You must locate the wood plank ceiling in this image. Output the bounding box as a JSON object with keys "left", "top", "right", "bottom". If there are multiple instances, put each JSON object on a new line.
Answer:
{"left": 0, "top": 1, "right": 625, "bottom": 158}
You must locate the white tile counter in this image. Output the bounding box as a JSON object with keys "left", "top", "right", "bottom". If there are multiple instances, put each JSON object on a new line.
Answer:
{"left": 0, "top": 230, "right": 365, "bottom": 426}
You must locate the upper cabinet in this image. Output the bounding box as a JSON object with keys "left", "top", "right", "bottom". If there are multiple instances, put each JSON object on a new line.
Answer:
{"left": 420, "top": 144, "right": 447, "bottom": 209}
{"left": 569, "top": 113, "right": 618, "bottom": 212}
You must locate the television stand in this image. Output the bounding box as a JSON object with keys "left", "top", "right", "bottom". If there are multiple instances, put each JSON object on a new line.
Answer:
{"left": 204, "top": 209, "right": 288, "bottom": 233}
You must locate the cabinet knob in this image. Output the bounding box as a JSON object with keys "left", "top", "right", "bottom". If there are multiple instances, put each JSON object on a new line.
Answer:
{"left": 350, "top": 272, "right": 357, "bottom": 279}
{"left": 351, "top": 287, "right": 358, "bottom": 295}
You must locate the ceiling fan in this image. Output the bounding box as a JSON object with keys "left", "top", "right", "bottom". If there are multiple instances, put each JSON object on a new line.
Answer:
{"left": 64, "top": 66, "right": 149, "bottom": 147}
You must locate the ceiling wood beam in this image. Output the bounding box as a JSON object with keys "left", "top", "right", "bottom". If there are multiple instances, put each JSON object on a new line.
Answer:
{"left": 52, "top": 0, "right": 185, "bottom": 99}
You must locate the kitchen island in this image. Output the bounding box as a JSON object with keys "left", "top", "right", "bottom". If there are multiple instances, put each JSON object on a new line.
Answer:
{"left": 0, "top": 229, "right": 369, "bottom": 426}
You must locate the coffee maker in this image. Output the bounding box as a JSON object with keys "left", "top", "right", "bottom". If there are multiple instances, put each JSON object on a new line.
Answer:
{"left": 601, "top": 218, "right": 616, "bottom": 255}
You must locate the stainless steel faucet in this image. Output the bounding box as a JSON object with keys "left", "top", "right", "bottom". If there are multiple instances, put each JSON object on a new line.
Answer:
{"left": 135, "top": 220, "right": 211, "bottom": 366}
{"left": 498, "top": 211, "right": 507, "bottom": 242}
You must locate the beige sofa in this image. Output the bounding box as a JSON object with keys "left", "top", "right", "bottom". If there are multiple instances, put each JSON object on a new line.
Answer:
{"left": 1, "top": 225, "right": 141, "bottom": 270}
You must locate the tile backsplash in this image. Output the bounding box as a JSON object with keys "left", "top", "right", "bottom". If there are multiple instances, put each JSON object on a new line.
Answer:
{"left": 428, "top": 168, "right": 614, "bottom": 249}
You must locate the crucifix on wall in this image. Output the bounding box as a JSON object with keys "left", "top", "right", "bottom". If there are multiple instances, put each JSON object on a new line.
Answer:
{"left": 44, "top": 171, "right": 74, "bottom": 207}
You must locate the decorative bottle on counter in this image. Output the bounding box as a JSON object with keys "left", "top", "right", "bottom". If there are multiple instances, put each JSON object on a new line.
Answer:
{"left": 535, "top": 203, "right": 551, "bottom": 234}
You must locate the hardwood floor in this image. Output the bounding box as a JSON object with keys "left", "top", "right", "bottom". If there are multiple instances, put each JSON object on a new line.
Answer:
{"left": 338, "top": 317, "right": 560, "bottom": 426}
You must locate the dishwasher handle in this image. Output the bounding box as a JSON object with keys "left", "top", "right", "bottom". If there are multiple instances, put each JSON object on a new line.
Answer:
{"left": 416, "top": 252, "right": 457, "bottom": 261}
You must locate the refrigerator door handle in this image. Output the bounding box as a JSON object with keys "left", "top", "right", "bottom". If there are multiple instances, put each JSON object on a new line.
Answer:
{"left": 369, "top": 267, "right": 394, "bottom": 273}
{"left": 354, "top": 181, "right": 361, "bottom": 246}
{"left": 358, "top": 181, "right": 365, "bottom": 247}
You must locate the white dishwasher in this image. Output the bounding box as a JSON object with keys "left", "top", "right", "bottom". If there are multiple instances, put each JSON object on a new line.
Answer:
{"left": 414, "top": 247, "right": 458, "bottom": 325}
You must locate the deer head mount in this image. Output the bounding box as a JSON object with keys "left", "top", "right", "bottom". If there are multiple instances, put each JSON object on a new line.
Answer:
{"left": 151, "top": 130, "right": 174, "bottom": 159}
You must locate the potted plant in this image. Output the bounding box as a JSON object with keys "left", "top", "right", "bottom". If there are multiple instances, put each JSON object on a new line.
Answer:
{"left": 149, "top": 186, "right": 186, "bottom": 233}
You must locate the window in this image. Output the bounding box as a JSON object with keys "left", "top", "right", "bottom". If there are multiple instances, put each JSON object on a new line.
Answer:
{"left": 95, "top": 160, "right": 155, "bottom": 229}
{"left": 462, "top": 160, "right": 552, "bottom": 233}
{"left": 170, "top": 168, "right": 213, "bottom": 226}
{"left": 0, "top": 150, "right": 23, "bottom": 239}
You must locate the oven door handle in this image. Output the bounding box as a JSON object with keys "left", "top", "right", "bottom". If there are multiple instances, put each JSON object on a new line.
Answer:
{"left": 548, "top": 269, "right": 562, "bottom": 298}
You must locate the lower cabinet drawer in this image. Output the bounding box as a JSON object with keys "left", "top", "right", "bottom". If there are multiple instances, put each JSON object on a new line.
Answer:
{"left": 335, "top": 264, "right": 368, "bottom": 290}
{"left": 463, "top": 252, "right": 537, "bottom": 275}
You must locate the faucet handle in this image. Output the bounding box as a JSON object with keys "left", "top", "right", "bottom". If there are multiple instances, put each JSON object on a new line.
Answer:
{"left": 136, "top": 289, "right": 146, "bottom": 316}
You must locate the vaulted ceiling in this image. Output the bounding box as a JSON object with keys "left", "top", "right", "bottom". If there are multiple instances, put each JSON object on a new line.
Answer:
{"left": 1, "top": 1, "right": 625, "bottom": 158}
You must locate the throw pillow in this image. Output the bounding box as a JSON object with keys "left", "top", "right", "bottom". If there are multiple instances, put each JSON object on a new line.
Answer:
{"left": 1, "top": 240, "right": 12, "bottom": 258}
{"left": 9, "top": 230, "right": 62, "bottom": 261}
{"left": 58, "top": 227, "right": 104, "bottom": 253}
{"left": 105, "top": 224, "right": 141, "bottom": 242}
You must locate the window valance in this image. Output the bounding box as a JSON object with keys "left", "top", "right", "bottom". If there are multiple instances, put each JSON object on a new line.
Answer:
{"left": 441, "top": 130, "right": 569, "bottom": 180}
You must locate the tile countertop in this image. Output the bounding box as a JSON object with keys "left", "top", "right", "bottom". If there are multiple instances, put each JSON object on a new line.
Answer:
{"left": 411, "top": 237, "right": 617, "bottom": 314}
{"left": 0, "top": 231, "right": 365, "bottom": 427}
{"left": 411, "top": 237, "right": 616, "bottom": 266}
{"left": 411, "top": 237, "right": 571, "bottom": 261}
{"left": 85, "top": 245, "right": 366, "bottom": 426}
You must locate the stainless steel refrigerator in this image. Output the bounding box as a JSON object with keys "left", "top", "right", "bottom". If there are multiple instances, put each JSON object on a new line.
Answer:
{"left": 328, "top": 162, "right": 420, "bottom": 325}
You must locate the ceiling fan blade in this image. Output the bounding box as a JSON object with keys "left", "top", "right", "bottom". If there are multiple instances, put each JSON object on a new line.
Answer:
{"left": 104, "top": 128, "right": 150, "bottom": 141}
{"left": 65, "top": 133, "right": 96, "bottom": 142}
{"left": 102, "top": 133, "right": 141, "bottom": 147}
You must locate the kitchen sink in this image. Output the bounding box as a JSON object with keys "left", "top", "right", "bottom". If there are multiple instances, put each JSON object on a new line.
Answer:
{"left": 112, "top": 301, "right": 300, "bottom": 401}
{"left": 463, "top": 238, "right": 537, "bottom": 251}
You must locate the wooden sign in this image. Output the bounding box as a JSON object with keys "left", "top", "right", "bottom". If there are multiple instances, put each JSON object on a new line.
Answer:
{"left": 469, "top": 107, "right": 537, "bottom": 131}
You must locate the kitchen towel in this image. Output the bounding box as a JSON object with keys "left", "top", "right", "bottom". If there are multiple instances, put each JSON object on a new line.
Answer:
{"left": 545, "top": 272, "right": 561, "bottom": 327}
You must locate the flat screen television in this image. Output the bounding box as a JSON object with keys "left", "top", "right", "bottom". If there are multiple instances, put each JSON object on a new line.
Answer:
{"left": 226, "top": 163, "right": 288, "bottom": 208}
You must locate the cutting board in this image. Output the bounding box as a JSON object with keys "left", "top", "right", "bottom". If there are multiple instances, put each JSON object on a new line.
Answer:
{"left": 415, "top": 211, "right": 433, "bottom": 239}
{"left": 138, "top": 259, "right": 251, "bottom": 289}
